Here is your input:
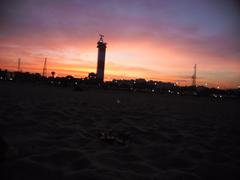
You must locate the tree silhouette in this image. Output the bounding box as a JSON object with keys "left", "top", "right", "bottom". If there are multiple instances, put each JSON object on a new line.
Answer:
{"left": 88, "top": 72, "right": 96, "bottom": 79}
{"left": 51, "top": 71, "right": 55, "bottom": 78}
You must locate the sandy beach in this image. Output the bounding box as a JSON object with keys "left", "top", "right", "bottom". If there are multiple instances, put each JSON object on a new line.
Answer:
{"left": 0, "top": 82, "right": 240, "bottom": 180}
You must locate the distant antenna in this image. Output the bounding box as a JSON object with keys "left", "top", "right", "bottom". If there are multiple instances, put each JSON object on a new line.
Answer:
{"left": 98, "top": 33, "right": 104, "bottom": 42}
{"left": 42, "top": 58, "right": 47, "bottom": 77}
{"left": 192, "top": 64, "right": 197, "bottom": 87}
{"left": 17, "top": 58, "right": 21, "bottom": 72}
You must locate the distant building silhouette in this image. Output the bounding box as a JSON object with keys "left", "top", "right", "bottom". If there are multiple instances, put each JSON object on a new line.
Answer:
{"left": 96, "top": 34, "right": 107, "bottom": 83}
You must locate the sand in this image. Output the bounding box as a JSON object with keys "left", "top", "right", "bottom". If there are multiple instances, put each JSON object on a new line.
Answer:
{"left": 0, "top": 82, "right": 240, "bottom": 180}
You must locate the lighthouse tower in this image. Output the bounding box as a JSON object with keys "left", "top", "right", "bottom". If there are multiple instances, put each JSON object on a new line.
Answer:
{"left": 96, "top": 34, "right": 107, "bottom": 83}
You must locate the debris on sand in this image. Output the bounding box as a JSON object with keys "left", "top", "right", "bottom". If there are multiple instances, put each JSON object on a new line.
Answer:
{"left": 81, "top": 101, "right": 88, "bottom": 106}
{"left": 97, "top": 130, "right": 129, "bottom": 146}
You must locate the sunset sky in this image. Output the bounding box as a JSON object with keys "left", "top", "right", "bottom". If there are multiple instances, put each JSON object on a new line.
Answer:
{"left": 1, "top": 0, "right": 240, "bottom": 88}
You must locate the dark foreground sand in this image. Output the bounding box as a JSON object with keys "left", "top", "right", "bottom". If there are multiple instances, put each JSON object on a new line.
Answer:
{"left": 0, "top": 82, "right": 240, "bottom": 180}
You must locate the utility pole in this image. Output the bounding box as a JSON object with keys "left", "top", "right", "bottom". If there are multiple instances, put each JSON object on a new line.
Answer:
{"left": 192, "top": 64, "right": 197, "bottom": 87}
{"left": 17, "top": 58, "right": 21, "bottom": 72}
{"left": 42, "top": 58, "right": 47, "bottom": 77}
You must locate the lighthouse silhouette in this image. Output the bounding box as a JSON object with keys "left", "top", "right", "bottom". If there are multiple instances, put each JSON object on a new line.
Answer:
{"left": 96, "top": 34, "right": 107, "bottom": 83}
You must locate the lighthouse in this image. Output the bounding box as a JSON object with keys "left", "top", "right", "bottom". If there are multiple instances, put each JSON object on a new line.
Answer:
{"left": 96, "top": 34, "right": 107, "bottom": 83}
